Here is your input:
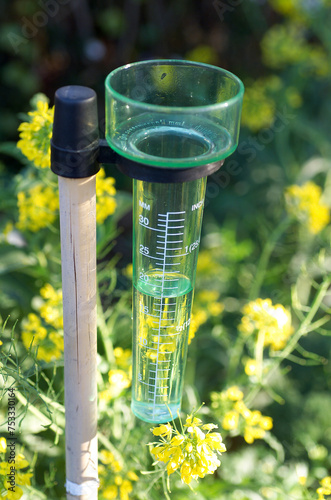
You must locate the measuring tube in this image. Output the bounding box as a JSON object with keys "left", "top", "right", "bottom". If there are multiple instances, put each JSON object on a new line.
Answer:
{"left": 132, "top": 177, "right": 206, "bottom": 423}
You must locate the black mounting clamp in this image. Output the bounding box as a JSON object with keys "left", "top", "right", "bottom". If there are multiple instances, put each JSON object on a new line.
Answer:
{"left": 50, "top": 85, "right": 224, "bottom": 183}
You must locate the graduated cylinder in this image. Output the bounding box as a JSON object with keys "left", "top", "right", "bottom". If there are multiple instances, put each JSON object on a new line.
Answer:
{"left": 131, "top": 177, "right": 206, "bottom": 423}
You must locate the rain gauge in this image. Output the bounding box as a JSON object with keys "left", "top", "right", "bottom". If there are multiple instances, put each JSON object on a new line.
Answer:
{"left": 51, "top": 59, "right": 244, "bottom": 427}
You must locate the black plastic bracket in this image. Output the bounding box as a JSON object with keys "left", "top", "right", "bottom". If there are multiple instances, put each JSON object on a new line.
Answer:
{"left": 51, "top": 85, "right": 224, "bottom": 183}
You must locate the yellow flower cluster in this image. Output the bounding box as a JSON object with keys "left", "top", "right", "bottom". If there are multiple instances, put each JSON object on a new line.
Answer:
{"left": 107, "top": 369, "right": 131, "bottom": 400}
{"left": 242, "top": 75, "right": 302, "bottom": 132}
{"left": 96, "top": 168, "right": 117, "bottom": 224}
{"left": 98, "top": 449, "right": 138, "bottom": 500}
{"left": 241, "top": 78, "right": 278, "bottom": 132}
{"left": 196, "top": 249, "right": 222, "bottom": 275}
{"left": 269, "top": 0, "right": 330, "bottom": 24}
{"left": 17, "top": 100, "right": 54, "bottom": 169}
{"left": 39, "top": 284, "right": 63, "bottom": 329}
{"left": 317, "top": 476, "right": 331, "bottom": 500}
{"left": 0, "top": 438, "right": 33, "bottom": 499}
{"left": 188, "top": 310, "right": 208, "bottom": 344}
{"left": 99, "top": 348, "right": 132, "bottom": 403}
{"left": 285, "top": 181, "right": 330, "bottom": 234}
{"left": 239, "top": 298, "right": 293, "bottom": 350}
{"left": 16, "top": 167, "right": 116, "bottom": 233}
{"left": 188, "top": 290, "right": 224, "bottom": 344}
{"left": 22, "top": 284, "right": 63, "bottom": 363}
{"left": 113, "top": 347, "right": 132, "bottom": 371}
{"left": 261, "top": 23, "right": 330, "bottom": 76}
{"left": 195, "top": 290, "right": 225, "bottom": 317}
{"left": 211, "top": 386, "right": 273, "bottom": 444}
{"left": 16, "top": 184, "right": 59, "bottom": 232}
{"left": 150, "top": 413, "right": 226, "bottom": 485}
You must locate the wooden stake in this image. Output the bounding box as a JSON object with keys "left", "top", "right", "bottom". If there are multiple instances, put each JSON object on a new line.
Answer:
{"left": 58, "top": 175, "right": 98, "bottom": 500}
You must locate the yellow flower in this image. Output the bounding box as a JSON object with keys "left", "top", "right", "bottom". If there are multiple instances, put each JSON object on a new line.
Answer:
{"left": 107, "top": 369, "right": 131, "bottom": 399}
{"left": 152, "top": 423, "right": 172, "bottom": 439}
{"left": 188, "top": 309, "right": 208, "bottom": 344}
{"left": 208, "top": 302, "right": 225, "bottom": 316}
{"left": 317, "top": 476, "right": 331, "bottom": 500}
{"left": 239, "top": 298, "right": 293, "bottom": 350}
{"left": 120, "top": 479, "right": 132, "bottom": 494}
{"left": 17, "top": 99, "right": 54, "bottom": 169}
{"left": 197, "top": 250, "right": 213, "bottom": 273}
{"left": 114, "top": 475, "right": 122, "bottom": 485}
{"left": 244, "top": 425, "right": 265, "bottom": 444}
{"left": 150, "top": 411, "right": 225, "bottom": 484}
{"left": 96, "top": 168, "right": 117, "bottom": 224}
{"left": 21, "top": 309, "right": 63, "bottom": 363}
{"left": 321, "top": 477, "right": 331, "bottom": 489}
{"left": 241, "top": 81, "right": 276, "bottom": 132}
{"left": 16, "top": 184, "right": 59, "bottom": 232}
{"left": 103, "top": 485, "right": 118, "bottom": 499}
{"left": 0, "top": 437, "right": 7, "bottom": 453}
{"left": 212, "top": 387, "right": 273, "bottom": 443}
{"left": 245, "top": 358, "right": 258, "bottom": 376}
{"left": 298, "top": 475, "right": 306, "bottom": 486}
{"left": 123, "top": 263, "right": 133, "bottom": 280}
{"left": 0, "top": 451, "right": 31, "bottom": 499}
{"left": 15, "top": 454, "right": 30, "bottom": 469}
{"left": 259, "top": 416, "right": 273, "bottom": 431}
{"left": 112, "top": 461, "right": 122, "bottom": 473}
{"left": 226, "top": 386, "right": 244, "bottom": 401}
{"left": 4, "top": 484, "right": 24, "bottom": 500}
{"left": 16, "top": 472, "right": 33, "bottom": 486}
{"left": 100, "top": 450, "right": 115, "bottom": 465}
{"left": 127, "top": 471, "right": 138, "bottom": 481}
{"left": 285, "top": 181, "right": 330, "bottom": 234}
{"left": 114, "top": 347, "right": 132, "bottom": 371}
{"left": 234, "top": 400, "right": 251, "bottom": 419}
{"left": 222, "top": 411, "right": 239, "bottom": 431}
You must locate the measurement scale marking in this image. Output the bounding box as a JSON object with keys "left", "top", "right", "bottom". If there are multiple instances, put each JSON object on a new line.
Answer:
{"left": 152, "top": 210, "right": 178, "bottom": 419}
{"left": 155, "top": 262, "right": 181, "bottom": 266}
{"left": 158, "top": 211, "right": 185, "bottom": 216}
{"left": 140, "top": 209, "right": 187, "bottom": 419}
{"left": 152, "top": 326, "right": 176, "bottom": 330}
{"left": 139, "top": 223, "right": 165, "bottom": 232}
{"left": 140, "top": 254, "right": 163, "bottom": 260}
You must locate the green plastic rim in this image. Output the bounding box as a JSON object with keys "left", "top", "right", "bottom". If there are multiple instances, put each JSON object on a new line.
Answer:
{"left": 105, "top": 59, "right": 244, "bottom": 112}
{"left": 105, "top": 59, "right": 244, "bottom": 168}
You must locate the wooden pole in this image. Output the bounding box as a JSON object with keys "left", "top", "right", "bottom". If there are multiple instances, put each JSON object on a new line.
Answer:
{"left": 58, "top": 175, "right": 99, "bottom": 499}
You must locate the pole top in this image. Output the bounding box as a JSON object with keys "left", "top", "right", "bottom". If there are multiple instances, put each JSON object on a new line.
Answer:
{"left": 51, "top": 85, "right": 100, "bottom": 179}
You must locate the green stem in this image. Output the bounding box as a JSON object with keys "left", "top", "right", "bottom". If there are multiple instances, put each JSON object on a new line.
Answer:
{"left": 249, "top": 216, "right": 292, "bottom": 300}
{"left": 15, "top": 390, "right": 64, "bottom": 436}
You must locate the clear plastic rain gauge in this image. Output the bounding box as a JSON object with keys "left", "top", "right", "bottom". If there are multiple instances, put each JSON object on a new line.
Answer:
{"left": 105, "top": 60, "right": 244, "bottom": 423}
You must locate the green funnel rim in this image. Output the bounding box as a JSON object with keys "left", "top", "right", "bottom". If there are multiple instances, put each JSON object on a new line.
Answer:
{"left": 105, "top": 59, "right": 244, "bottom": 112}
